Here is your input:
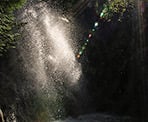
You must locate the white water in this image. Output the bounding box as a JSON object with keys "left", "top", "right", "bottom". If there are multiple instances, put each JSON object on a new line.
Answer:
{"left": 54, "top": 113, "right": 132, "bottom": 122}
{"left": 19, "top": 2, "right": 81, "bottom": 87}
{"left": 16, "top": 2, "right": 82, "bottom": 121}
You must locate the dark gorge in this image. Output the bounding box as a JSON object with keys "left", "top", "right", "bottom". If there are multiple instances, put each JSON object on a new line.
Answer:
{"left": 0, "top": 0, "right": 148, "bottom": 122}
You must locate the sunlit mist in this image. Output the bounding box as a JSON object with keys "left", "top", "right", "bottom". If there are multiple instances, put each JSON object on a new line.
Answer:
{"left": 19, "top": 2, "right": 82, "bottom": 87}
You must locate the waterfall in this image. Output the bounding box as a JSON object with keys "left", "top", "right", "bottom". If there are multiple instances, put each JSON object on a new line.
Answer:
{"left": 15, "top": 1, "right": 82, "bottom": 121}
{"left": 19, "top": 2, "right": 81, "bottom": 87}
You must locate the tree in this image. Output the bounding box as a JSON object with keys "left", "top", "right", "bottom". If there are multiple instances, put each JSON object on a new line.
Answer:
{"left": 99, "top": 0, "right": 135, "bottom": 21}
{"left": 0, "top": 0, "right": 27, "bottom": 56}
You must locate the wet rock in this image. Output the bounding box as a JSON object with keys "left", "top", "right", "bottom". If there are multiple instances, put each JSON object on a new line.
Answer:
{"left": 54, "top": 113, "right": 134, "bottom": 122}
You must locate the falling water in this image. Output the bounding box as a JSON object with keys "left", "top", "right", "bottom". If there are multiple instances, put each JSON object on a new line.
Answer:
{"left": 19, "top": 2, "right": 81, "bottom": 86}
{"left": 16, "top": 1, "right": 82, "bottom": 121}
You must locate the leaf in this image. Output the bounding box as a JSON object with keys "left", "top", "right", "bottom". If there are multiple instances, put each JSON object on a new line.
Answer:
{"left": 0, "top": 0, "right": 27, "bottom": 56}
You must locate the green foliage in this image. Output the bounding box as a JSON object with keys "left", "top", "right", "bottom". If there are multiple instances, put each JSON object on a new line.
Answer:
{"left": 1, "top": 0, "right": 27, "bottom": 12}
{"left": 0, "top": 0, "right": 26, "bottom": 56}
{"left": 100, "top": 0, "right": 135, "bottom": 21}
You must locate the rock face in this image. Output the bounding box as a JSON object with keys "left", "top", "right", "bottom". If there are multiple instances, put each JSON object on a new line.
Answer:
{"left": 54, "top": 113, "right": 135, "bottom": 122}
